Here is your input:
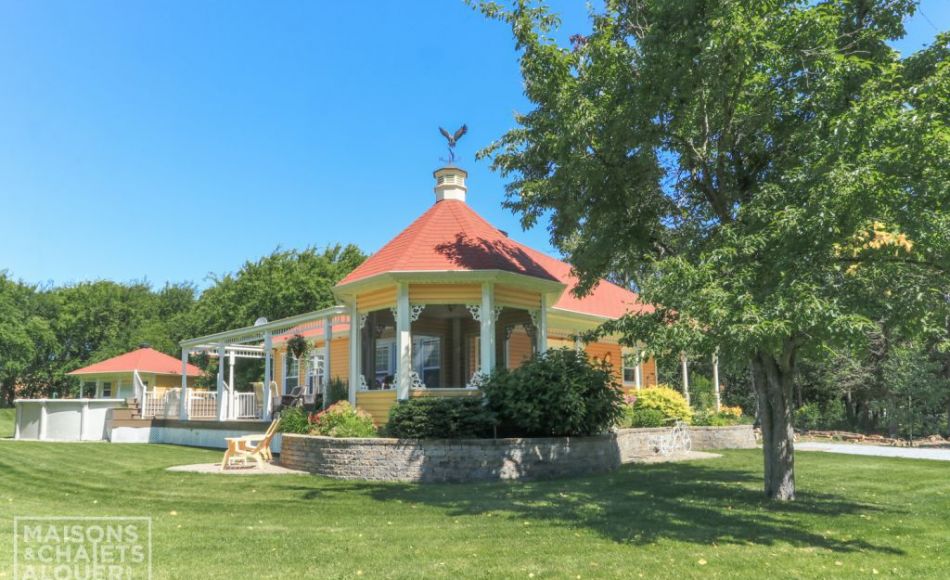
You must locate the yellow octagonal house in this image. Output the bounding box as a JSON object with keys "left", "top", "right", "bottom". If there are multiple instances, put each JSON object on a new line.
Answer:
{"left": 178, "top": 165, "right": 659, "bottom": 426}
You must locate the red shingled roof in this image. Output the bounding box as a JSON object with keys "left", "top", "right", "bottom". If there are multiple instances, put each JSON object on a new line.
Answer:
{"left": 67, "top": 347, "right": 203, "bottom": 377}
{"left": 337, "top": 199, "right": 652, "bottom": 319}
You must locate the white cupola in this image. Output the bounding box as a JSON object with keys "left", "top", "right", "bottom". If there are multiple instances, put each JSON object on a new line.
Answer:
{"left": 433, "top": 166, "right": 468, "bottom": 203}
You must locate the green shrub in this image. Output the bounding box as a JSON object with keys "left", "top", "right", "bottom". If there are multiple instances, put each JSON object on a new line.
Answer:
{"left": 278, "top": 407, "right": 310, "bottom": 434}
{"left": 794, "top": 402, "right": 822, "bottom": 430}
{"left": 386, "top": 397, "right": 497, "bottom": 439}
{"left": 309, "top": 401, "right": 377, "bottom": 438}
{"left": 693, "top": 409, "right": 750, "bottom": 426}
{"left": 482, "top": 347, "right": 625, "bottom": 437}
{"left": 325, "top": 377, "right": 348, "bottom": 406}
{"left": 633, "top": 385, "right": 693, "bottom": 424}
{"left": 623, "top": 407, "right": 668, "bottom": 428}
{"left": 794, "top": 400, "right": 847, "bottom": 431}
{"left": 689, "top": 375, "right": 716, "bottom": 411}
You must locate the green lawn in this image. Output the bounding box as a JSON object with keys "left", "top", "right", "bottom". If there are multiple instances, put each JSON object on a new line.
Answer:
{"left": 0, "top": 408, "right": 13, "bottom": 439}
{"left": 0, "top": 441, "right": 946, "bottom": 579}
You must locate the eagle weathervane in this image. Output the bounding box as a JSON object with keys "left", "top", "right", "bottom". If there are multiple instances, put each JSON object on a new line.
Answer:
{"left": 439, "top": 124, "right": 468, "bottom": 164}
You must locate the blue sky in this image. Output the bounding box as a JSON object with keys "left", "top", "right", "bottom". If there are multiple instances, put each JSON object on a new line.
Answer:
{"left": 1, "top": 1, "right": 946, "bottom": 290}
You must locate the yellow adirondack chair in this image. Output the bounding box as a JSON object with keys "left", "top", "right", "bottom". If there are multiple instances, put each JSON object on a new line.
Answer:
{"left": 221, "top": 419, "right": 280, "bottom": 469}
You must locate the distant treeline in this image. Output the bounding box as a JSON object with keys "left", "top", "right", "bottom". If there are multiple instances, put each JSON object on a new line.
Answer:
{"left": 0, "top": 245, "right": 365, "bottom": 405}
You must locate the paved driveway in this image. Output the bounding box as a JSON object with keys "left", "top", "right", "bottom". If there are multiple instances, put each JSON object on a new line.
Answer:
{"left": 797, "top": 442, "right": 950, "bottom": 461}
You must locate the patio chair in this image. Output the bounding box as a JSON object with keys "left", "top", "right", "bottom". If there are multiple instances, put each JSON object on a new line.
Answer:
{"left": 220, "top": 418, "right": 280, "bottom": 469}
{"left": 276, "top": 386, "right": 305, "bottom": 414}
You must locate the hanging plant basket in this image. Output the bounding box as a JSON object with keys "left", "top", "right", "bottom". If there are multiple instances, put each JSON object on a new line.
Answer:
{"left": 286, "top": 334, "right": 311, "bottom": 360}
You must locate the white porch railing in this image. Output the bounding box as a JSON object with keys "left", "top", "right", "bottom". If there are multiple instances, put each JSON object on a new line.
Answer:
{"left": 189, "top": 392, "right": 217, "bottom": 418}
{"left": 234, "top": 392, "right": 258, "bottom": 419}
{"left": 142, "top": 389, "right": 181, "bottom": 419}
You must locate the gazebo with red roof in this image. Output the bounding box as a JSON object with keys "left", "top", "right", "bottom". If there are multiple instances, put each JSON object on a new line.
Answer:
{"left": 68, "top": 346, "right": 202, "bottom": 400}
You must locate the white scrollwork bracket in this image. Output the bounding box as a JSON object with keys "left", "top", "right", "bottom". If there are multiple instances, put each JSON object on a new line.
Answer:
{"left": 466, "top": 304, "right": 482, "bottom": 321}
{"left": 409, "top": 304, "right": 426, "bottom": 322}
{"left": 359, "top": 374, "right": 369, "bottom": 391}
{"left": 409, "top": 370, "right": 426, "bottom": 390}
{"left": 358, "top": 313, "right": 369, "bottom": 330}
{"left": 466, "top": 372, "right": 487, "bottom": 389}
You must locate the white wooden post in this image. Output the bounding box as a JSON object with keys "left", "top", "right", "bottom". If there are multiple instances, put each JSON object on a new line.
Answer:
{"left": 228, "top": 350, "right": 237, "bottom": 420}
{"left": 179, "top": 349, "right": 190, "bottom": 420}
{"left": 348, "top": 302, "right": 360, "bottom": 405}
{"left": 216, "top": 345, "right": 227, "bottom": 421}
{"left": 634, "top": 350, "right": 642, "bottom": 390}
{"left": 263, "top": 332, "right": 273, "bottom": 420}
{"left": 712, "top": 350, "right": 721, "bottom": 412}
{"left": 14, "top": 403, "right": 21, "bottom": 440}
{"left": 680, "top": 352, "right": 691, "bottom": 405}
{"left": 395, "top": 282, "right": 412, "bottom": 400}
{"left": 480, "top": 282, "right": 496, "bottom": 375}
{"left": 537, "top": 294, "right": 548, "bottom": 353}
{"left": 323, "top": 316, "right": 332, "bottom": 409}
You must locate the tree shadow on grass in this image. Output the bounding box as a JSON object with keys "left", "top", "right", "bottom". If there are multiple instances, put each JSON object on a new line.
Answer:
{"left": 283, "top": 460, "right": 901, "bottom": 555}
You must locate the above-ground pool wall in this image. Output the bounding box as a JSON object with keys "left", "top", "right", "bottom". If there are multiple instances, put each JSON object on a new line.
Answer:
{"left": 108, "top": 418, "right": 281, "bottom": 452}
{"left": 14, "top": 399, "right": 127, "bottom": 441}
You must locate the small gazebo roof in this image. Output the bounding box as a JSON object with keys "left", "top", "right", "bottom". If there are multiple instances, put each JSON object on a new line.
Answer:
{"left": 67, "top": 347, "right": 203, "bottom": 377}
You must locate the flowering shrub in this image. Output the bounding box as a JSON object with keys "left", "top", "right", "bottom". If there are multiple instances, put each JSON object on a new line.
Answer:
{"left": 632, "top": 385, "right": 693, "bottom": 424}
{"left": 309, "top": 402, "right": 377, "bottom": 438}
{"left": 720, "top": 405, "right": 743, "bottom": 419}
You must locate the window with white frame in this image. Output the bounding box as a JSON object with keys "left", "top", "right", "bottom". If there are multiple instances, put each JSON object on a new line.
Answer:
{"left": 284, "top": 355, "right": 300, "bottom": 394}
{"left": 413, "top": 335, "right": 441, "bottom": 388}
{"left": 101, "top": 381, "right": 112, "bottom": 397}
{"left": 375, "top": 340, "right": 396, "bottom": 387}
{"left": 622, "top": 352, "right": 640, "bottom": 386}
{"left": 373, "top": 336, "right": 442, "bottom": 388}
{"left": 306, "top": 354, "right": 325, "bottom": 395}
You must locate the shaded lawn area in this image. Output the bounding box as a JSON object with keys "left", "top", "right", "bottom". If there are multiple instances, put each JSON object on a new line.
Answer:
{"left": 0, "top": 442, "right": 947, "bottom": 579}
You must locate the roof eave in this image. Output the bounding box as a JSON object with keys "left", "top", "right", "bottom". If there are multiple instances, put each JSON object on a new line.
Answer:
{"left": 333, "top": 270, "right": 567, "bottom": 303}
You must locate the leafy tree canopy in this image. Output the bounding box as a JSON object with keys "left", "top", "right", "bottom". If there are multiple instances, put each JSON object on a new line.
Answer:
{"left": 474, "top": 0, "right": 949, "bottom": 499}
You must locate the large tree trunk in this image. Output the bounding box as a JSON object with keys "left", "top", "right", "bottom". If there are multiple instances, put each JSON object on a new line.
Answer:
{"left": 751, "top": 346, "right": 797, "bottom": 501}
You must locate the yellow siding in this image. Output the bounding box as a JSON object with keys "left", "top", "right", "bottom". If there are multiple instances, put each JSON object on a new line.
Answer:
{"left": 330, "top": 338, "right": 349, "bottom": 381}
{"left": 495, "top": 285, "right": 541, "bottom": 310}
{"left": 547, "top": 336, "right": 575, "bottom": 350}
{"left": 356, "top": 390, "right": 397, "bottom": 426}
{"left": 409, "top": 283, "right": 481, "bottom": 304}
{"left": 357, "top": 286, "right": 397, "bottom": 312}
{"left": 586, "top": 341, "right": 623, "bottom": 383}
{"left": 642, "top": 357, "right": 658, "bottom": 387}
{"left": 507, "top": 327, "right": 534, "bottom": 369}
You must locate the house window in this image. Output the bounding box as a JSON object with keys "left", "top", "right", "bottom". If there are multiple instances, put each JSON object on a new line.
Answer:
{"left": 372, "top": 336, "right": 442, "bottom": 388}
{"left": 413, "top": 335, "right": 441, "bottom": 388}
{"left": 284, "top": 355, "right": 299, "bottom": 394}
{"left": 623, "top": 353, "right": 640, "bottom": 386}
{"left": 375, "top": 340, "right": 396, "bottom": 388}
{"left": 306, "top": 354, "right": 325, "bottom": 395}
{"left": 101, "top": 382, "right": 112, "bottom": 397}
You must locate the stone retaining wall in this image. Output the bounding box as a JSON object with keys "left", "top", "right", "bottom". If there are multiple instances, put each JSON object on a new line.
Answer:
{"left": 280, "top": 425, "right": 755, "bottom": 483}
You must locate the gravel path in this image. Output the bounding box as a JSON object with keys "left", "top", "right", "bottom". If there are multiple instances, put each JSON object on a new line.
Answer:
{"left": 797, "top": 442, "right": 950, "bottom": 461}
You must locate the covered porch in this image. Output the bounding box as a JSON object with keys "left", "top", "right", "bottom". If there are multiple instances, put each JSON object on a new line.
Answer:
{"left": 175, "top": 306, "right": 349, "bottom": 422}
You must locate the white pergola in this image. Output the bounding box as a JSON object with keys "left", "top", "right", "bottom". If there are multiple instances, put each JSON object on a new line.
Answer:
{"left": 178, "top": 306, "right": 347, "bottom": 421}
